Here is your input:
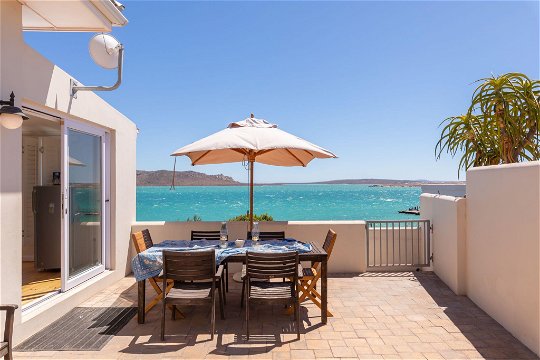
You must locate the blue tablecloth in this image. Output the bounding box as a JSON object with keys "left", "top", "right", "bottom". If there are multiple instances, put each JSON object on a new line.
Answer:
{"left": 131, "top": 239, "right": 312, "bottom": 281}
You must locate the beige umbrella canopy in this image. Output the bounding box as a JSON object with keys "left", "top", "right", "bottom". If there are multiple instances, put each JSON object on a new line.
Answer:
{"left": 171, "top": 114, "right": 337, "bottom": 229}
{"left": 69, "top": 156, "right": 85, "bottom": 167}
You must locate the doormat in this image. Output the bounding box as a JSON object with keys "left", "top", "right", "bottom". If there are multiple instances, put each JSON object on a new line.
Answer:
{"left": 15, "top": 306, "right": 136, "bottom": 351}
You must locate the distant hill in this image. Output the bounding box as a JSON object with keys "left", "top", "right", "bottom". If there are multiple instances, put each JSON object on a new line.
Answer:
{"left": 304, "top": 179, "right": 464, "bottom": 187}
{"left": 136, "top": 170, "right": 463, "bottom": 187}
{"left": 137, "top": 170, "right": 240, "bottom": 186}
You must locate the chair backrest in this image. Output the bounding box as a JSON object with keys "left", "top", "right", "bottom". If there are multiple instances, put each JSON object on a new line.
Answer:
{"left": 310, "top": 230, "right": 338, "bottom": 273}
{"left": 131, "top": 229, "right": 154, "bottom": 253}
{"left": 322, "top": 229, "right": 337, "bottom": 258}
{"left": 245, "top": 251, "right": 299, "bottom": 281}
{"left": 191, "top": 230, "right": 222, "bottom": 241}
{"left": 246, "top": 231, "right": 285, "bottom": 241}
{"left": 162, "top": 249, "right": 216, "bottom": 282}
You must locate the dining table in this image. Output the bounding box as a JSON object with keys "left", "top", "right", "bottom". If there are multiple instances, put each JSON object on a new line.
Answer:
{"left": 132, "top": 238, "right": 329, "bottom": 325}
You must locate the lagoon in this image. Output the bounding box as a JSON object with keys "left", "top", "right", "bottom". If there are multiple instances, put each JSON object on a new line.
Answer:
{"left": 136, "top": 184, "right": 422, "bottom": 221}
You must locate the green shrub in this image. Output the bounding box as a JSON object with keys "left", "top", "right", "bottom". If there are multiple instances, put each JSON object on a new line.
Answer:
{"left": 229, "top": 213, "right": 274, "bottom": 221}
{"left": 436, "top": 72, "right": 540, "bottom": 176}
{"left": 186, "top": 214, "right": 202, "bottom": 222}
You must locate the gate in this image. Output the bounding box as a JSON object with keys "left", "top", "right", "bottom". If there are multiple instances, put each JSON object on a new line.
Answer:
{"left": 366, "top": 220, "right": 431, "bottom": 270}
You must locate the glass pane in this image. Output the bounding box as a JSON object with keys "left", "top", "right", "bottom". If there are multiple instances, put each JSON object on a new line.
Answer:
{"left": 68, "top": 129, "right": 102, "bottom": 278}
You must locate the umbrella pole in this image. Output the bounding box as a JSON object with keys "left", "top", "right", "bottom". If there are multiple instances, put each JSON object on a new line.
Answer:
{"left": 249, "top": 159, "right": 254, "bottom": 231}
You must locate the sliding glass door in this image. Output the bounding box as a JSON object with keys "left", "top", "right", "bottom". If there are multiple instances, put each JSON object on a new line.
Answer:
{"left": 61, "top": 120, "right": 108, "bottom": 291}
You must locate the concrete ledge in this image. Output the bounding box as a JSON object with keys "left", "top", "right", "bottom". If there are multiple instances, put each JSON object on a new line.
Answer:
{"left": 132, "top": 220, "right": 367, "bottom": 274}
{"left": 420, "top": 193, "right": 467, "bottom": 295}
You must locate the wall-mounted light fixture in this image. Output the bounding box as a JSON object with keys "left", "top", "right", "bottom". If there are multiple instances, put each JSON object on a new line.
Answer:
{"left": 0, "top": 92, "right": 28, "bottom": 129}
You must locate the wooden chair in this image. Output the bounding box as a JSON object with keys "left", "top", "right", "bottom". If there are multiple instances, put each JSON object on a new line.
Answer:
{"left": 246, "top": 231, "right": 285, "bottom": 240}
{"left": 191, "top": 230, "right": 221, "bottom": 240}
{"left": 298, "top": 229, "right": 337, "bottom": 317}
{"left": 191, "top": 230, "right": 229, "bottom": 300}
{"left": 0, "top": 305, "right": 17, "bottom": 360}
{"left": 244, "top": 251, "right": 301, "bottom": 340}
{"left": 131, "top": 230, "right": 175, "bottom": 315}
{"left": 240, "top": 231, "right": 287, "bottom": 306}
{"left": 161, "top": 249, "right": 224, "bottom": 341}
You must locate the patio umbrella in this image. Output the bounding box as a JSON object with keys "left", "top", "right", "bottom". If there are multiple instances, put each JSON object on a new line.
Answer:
{"left": 171, "top": 114, "right": 337, "bottom": 230}
{"left": 69, "top": 156, "right": 85, "bottom": 167}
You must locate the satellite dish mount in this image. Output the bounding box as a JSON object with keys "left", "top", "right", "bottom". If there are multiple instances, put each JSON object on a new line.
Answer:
{"left": 71, "top": 33, "right": 124, "bottom": 98}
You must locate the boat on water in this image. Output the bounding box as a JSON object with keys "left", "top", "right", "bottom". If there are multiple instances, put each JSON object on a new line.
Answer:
{"left": 398, "top": 206, "right": 420, "bottom": 215}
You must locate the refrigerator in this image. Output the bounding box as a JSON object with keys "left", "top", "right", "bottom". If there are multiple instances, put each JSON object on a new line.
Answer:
{"left": 33, "top": 185, "right": 61, "bottom": 270}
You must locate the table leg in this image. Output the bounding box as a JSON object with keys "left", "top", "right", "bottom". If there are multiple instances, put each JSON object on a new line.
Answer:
{"left": 321, "top": 259, "right": 328, "bottom": 324}
{"left": 138, "top": 279, "right": 145, "bottom": 324}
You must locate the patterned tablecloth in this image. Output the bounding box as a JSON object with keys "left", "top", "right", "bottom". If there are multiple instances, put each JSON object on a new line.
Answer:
{"left": 131, "top": 239, "right": 312, "bottom": 281}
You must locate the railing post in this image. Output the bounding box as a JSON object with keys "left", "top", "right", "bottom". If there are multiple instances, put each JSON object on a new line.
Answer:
{"left": 365, "top": 219, "right": 431, "bottom": 271}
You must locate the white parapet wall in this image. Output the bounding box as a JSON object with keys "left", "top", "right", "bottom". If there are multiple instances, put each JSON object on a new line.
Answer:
{"left": 132, "top": 221, "right": 367, "bottom": 274}
{"left": 420, "top": 161, "right": 540, "bottom": 356}
{"left": 420, "top": 194, "right": 466, "bottom": 295}
{"left": 466, "top": 161, "right": 540, "bottom": 356}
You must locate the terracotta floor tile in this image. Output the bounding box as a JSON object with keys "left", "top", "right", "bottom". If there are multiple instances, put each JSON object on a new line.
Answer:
{"left": 289, "top": 350, "right": 315, "bottom": 359}
{"left": 13, "top": 272, "right": 538, "bottom": 360}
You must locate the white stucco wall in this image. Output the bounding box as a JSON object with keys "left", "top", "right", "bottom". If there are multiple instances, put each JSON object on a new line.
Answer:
{"left": 420, "top": 163, "right": 540, "bottom": 355}
{"left": 132, "top": 221, "right": 367, "bottom": 274}
{"left": 420, "top": 194, "right": 467, "bottom": 295}
{"left": 0, "top": 0, "right": 137, "bottom": 343}
{"left": 466, "top": 161, "right": 540, "bottom": 355}
{"left": 0, "top": 0, "right": 25, "bottom": 335}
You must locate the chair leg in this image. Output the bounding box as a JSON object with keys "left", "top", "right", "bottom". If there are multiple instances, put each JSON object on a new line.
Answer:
{"left": 240, "top": 280, "right": 245, "bottom": 308}
{"left": 245, "top": 292, "right": 249, "bottom": 340}
{"left": 161, "top": 299, "right": 166, "bottom": 341}
{"left": 211, "top": 293, "right": 216, "bottom": 340}
{"left": 218, "top": 283, "right": 225, "bottom": 320}
{"left": 295, "top": 299, "right": 301, "bottom": 340}
{"left": 225, "top": 263, "right": 229, "bottom": 292}
{"left": 221, "top": 275, "right": 227, "bottom": 305}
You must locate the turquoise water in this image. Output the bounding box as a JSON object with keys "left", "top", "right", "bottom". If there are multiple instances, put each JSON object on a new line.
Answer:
{"left": 136, "top": 184, "right": 421, "bottom": 221}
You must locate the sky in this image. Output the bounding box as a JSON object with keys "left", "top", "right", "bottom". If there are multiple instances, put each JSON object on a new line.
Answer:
{"left": 24, "top": 1, "right": 539, "bottom": 183}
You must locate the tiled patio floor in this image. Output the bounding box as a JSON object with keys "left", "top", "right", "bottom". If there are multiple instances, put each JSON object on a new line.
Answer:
{"left": 15, "top": 272, "right": 538, "bottom": 359}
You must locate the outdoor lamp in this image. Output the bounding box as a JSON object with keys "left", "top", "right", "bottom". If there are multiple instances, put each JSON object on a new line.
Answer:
{"left": 0, "top": 92, "right": 28, "bottom": 129}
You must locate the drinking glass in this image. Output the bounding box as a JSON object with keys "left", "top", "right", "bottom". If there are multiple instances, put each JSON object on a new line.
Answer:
{"left": 220, "top": 221, "right": 228, "bottom": 248}
{"left": 252, "top": 222, "right": 260, "bottom": 246}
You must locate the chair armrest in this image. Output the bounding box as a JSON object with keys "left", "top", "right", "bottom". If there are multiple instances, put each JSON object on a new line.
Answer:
{"left": 0, "top": 304, "right": 17, "bottom": 312}
{"left": 215, "top": 264, "right": 224, "bottom": 280}
{"left": 1, "top": 304, "right": 17, "bottom": 344}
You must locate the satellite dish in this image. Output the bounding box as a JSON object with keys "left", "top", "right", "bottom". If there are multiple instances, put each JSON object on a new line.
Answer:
{"left": 89, "top": 33, "right": 122, "bottom": 69}
{"left": 71, "top": 33, "right": 124, "bottom": 97}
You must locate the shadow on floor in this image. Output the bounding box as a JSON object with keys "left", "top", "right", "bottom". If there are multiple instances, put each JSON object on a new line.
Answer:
{"left": 413, "top": 272, "right": 538, "bottom": 360}
{"left": 114, "top": 281, "right": 323, "bottom": 356}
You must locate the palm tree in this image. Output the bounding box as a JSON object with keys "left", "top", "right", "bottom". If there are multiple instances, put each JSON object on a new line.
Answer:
{"left": 436, "top": 73, "right": 540, "bottom": 176}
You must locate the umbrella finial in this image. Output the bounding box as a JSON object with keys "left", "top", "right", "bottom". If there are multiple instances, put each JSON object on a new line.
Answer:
{"left": 250, "top": 113, "right": 254, "bottom": 118}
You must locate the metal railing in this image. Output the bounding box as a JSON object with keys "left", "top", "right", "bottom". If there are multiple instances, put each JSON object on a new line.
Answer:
{"left": 366, "top": 220, "right": 431, "bottom": 270}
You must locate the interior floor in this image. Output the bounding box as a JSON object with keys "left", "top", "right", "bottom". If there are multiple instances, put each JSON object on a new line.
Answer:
{"left": 22, "top": 261, "right": 60, "bottom": 306}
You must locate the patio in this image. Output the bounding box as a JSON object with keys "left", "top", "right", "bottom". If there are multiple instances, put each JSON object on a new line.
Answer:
{"left": 14, "top": 271, "right": 537, "bottom": 359}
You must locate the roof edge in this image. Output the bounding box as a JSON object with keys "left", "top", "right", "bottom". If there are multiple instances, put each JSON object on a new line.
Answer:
{"left": 91, "top": 0, "right": 128, "bottom": 27}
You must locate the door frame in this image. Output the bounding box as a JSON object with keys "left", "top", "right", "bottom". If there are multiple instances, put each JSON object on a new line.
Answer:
{"left": 61, "top": 119, "right": 110, "bottom": 292}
